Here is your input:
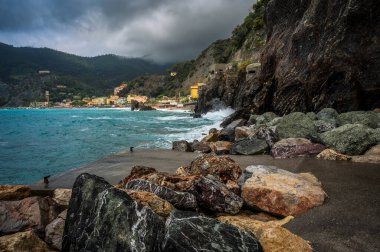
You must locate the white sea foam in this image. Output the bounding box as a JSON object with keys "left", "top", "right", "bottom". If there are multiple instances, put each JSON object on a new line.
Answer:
{"left": 86, "top": 116, "right": 112, "bottom": 120}
{"left": 137, "top": 107, "right": 235, "bottom": 149}
{"left": 158, "top": 115, "right": 192, "bottom": 121}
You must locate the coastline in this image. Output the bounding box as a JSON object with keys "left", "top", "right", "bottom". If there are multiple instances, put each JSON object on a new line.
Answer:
{"left": 33, "top": 149, "right": 305, "bottom": 189}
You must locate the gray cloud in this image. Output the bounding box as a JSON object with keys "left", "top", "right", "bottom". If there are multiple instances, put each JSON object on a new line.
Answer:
{"left": 0, "top": 0, "right": 254, "bottom": 63}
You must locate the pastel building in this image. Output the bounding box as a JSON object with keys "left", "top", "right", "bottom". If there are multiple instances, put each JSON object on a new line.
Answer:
{"left": 190, "top": 83, "right": 206, "bottom": 100}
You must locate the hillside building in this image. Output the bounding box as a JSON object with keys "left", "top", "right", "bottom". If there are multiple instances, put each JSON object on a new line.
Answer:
{"left": 190, "top": 83, "right": 206, "bottom": 100}
{"left": 126, "top": 95, "right": 148, "bottom": 104}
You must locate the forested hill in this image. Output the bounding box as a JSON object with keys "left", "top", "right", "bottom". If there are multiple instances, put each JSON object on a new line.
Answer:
{"left": 0, "top": 42, "right": 170, "bottom": 105}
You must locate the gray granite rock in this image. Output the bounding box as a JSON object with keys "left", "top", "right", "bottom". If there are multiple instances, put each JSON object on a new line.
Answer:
{"left": 62, "top": 173, "right": 165, "bottom": 252}
{"left": 172, "top": 140, "right": 193, "bottom": 152}
{"left": 218, "top": 119, "right": 246, "bottom": 142}
{"left": 45, "top": 210, "right": 67, "bottom": 250}
{"left": 231, "top": 138, "right": 269, "bottom": 155}
{"left": 187, "top": 176, "right": 243, "bottom": 214}
{"left": 126, "top": 179, "right": 198, "bottom": 210}
{"left": 162, "top": 210, "right": 263, "bottom": 252}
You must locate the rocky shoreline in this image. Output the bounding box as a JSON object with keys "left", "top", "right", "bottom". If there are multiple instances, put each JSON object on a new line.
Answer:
{"left": 0, "top": 108, "right": 379, "bottom": 251}
{"left": 175, "top": 108, "right": 380, "bottom": 164}
{"left": 1, "top": 154, "right": 325, "bottom": 251}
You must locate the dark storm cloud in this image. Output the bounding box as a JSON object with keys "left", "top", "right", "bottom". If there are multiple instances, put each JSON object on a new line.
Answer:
{"left": 0, "top": 0, "right": 254, "bottom": 62}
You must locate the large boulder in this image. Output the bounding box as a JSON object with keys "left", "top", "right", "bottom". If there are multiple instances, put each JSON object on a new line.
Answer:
{"left": 320, "top": 124, "right": 377, "bottom": 155}
{"left": 180, "top": 154, "right": 241, "bottom": 192}
{"left": 117, "top": 165, "right": 157, "bottom": 187}
{"left": 217, "top": 214, "right": 312, "bottom": 252}
{"left": 0, "top": 196, "right": 60, "bottom": 237}
{"left": 125, "top": 179, "right": 198, "bottom": 210}
{"left": 192, "top": 141, "right": 212, "bottom": 153}
{"left": 271, "top": 138, "right": 326, "bottom": 159}
{"left": 52, "top": 188, "right": 72, "bottom": 207}
{"left": 162, "top": 210, "right": 263, "bottom": 252}
{"left": 218, "top": 119, "right": 246, "bottom": 142}
{"left": 172, "top": 140, "right": 193, "bottom": 152}
{"left": 365, "top": 144, "right": 380, "bottom": 156}
{"left": 316, "top": 108, "right": 339, "bottom": 125}
{"left": 209, "top": 141, "right": 233, "bottom": 155}
{"left": 0, "top": 185, "right": 31, "bottom": 200}
{"left": 338, "top": 111, "right": 379, "bottom": 128}
{"left": 201, "top": 132, "right": 218, "bottom": 143}
{"left": 45, "top": 210, "right": 67, "bottom": 250}
{"left": 242, "top": 165, "right": 326, "bottom": 216}
{"left": 62, "top": 173, "right": 165, "bottom": 251}
{"left": 187, "top": 176, "right": 243, "bottom": 214}
{"left": 235, "top": 126, "right": 257, "bottom": 141}
{"left": 231, "top": 138, "right": 269, "bottom": 155}
{"left": 0, "top": 231, "right": 55, "bottom": 252}
{"left": 122, "top": 189, "right": 174, "bottom": 218}
{"left": 316, "top": 149, "right": 352, "bottom": 161}
{"left": 276, "top": 112, "right": 319, "bottom": 140}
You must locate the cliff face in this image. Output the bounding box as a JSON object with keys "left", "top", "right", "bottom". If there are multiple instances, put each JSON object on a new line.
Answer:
{"left": 198, "top": 0, "right": 380, "bottom": 114}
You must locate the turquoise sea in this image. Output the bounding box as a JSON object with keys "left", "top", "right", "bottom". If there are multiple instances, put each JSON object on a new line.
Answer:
{"left": 0, "top": 108, "right": 233, "bottom": 185}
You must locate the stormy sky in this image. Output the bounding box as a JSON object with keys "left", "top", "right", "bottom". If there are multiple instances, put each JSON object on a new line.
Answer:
{"left": 0, "top": 0, "right": 254, "bottom": 63}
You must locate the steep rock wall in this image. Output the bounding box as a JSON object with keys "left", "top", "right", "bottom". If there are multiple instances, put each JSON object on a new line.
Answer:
{"left": 198, "top": 0, "right": 380, "bottom": 114}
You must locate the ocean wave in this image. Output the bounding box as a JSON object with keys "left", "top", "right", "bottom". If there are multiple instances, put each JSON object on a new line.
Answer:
{"left": 158, "top": 115, "right": 192, "bottom": 121}
{"left": 202, "top": 107, "right": 235, "bottom": 121}
{"left": 86, "top": 116, "right": 112, "bottom": 120}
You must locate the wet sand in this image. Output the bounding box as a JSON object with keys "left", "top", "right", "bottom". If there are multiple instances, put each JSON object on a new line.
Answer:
{"left": 35, "top": 149, "right": 380, "bottom": 252}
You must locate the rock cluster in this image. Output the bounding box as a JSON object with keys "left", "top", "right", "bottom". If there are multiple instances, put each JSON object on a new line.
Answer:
{"left": 0, "top": 185, "right": 72, "bottom": 251}
{"left": 1, "top": 154, "right": 327, "bottom": 251}
{"left": 175, "top": 108, "right": 380, "bottom": 163}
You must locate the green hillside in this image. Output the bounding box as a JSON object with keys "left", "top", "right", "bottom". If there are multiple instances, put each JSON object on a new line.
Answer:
{"left": 0, "top": 42, "right": 170, "bottom": 105}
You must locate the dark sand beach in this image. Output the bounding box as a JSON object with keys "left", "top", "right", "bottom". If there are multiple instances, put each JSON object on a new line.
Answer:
{"left": 36, "top": 149, "right": 380, "bottom": 251}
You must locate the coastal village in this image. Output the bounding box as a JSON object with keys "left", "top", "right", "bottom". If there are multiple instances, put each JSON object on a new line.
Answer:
{"left": 29, "top": 62, "right": 261, "bottom": 110}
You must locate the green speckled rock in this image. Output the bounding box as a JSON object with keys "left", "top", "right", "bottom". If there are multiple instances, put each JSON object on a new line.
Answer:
{"left": 276, "top": 112, "right": 319, "bottom": 140}
{"left": 320, "top": 124, "right": 377, "bottom": 155}
{"left": 62, "top": 173, "right": 165, "bottom": 252}
{"left": 338, "top": 111, "right": 379, "bottom": 128}
{"left": 162, "top": 210, "right": 263, "bottom": 252}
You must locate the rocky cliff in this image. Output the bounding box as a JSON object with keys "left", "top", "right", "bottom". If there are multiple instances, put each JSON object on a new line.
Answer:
{"left": 197, "top": 0, "right": 380, "bottom": 115}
